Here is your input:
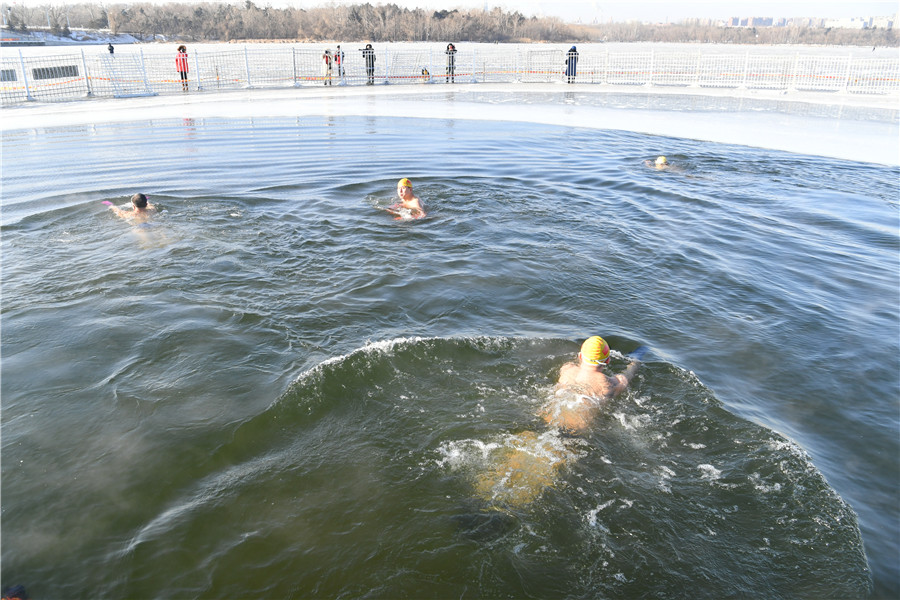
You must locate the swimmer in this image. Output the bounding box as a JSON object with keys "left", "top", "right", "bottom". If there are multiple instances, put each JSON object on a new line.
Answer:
{"left": 104, "top": 193, "right": 156, "bottom": 223}
{"left": 469, "top": 338, "right": 643, "bottom": 506}
{"left": 644, "top": 155, "right": 670, "bottom": 170}
{"left": 385, "top": 178, "right": 425, "bottom": 219}
{"left": 540, "top": 336, "right": 642, "bottom": 433}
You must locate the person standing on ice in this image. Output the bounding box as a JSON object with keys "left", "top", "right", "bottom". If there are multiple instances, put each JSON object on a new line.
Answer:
{"left": 362, "top": 44, "right": 376, "bottom": 85}
{"left": 176, "top": 45, "right": 189, "bottom": 92}
{"left": 335, "top": 45, "right": 345, "bottom": 79}
{"left": 445, "top": 43, "right": 457, "bottom": 83}
{"left": 565, "top": 46, "right": 578, "bottom": 83}
{"left": 322, "top": 49, "right": 333, "bottom": 86}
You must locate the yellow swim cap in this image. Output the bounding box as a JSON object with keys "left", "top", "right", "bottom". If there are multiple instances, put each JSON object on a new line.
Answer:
{"left": 656, "top": 156, "right": 668, "bottom": 166}
{"left": 398, "top": 178, "right": 412, "bottom": 188}
{"left": 580, "top": 336, "right": 610, "bottom": 366}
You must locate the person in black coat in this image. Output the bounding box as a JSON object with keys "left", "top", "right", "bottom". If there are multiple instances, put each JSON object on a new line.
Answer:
{"left": 446, "top": 43, "right": 457, "bottom": 83}
{"left": 565, "top": 46, "right": 578, "bottom": 83}
{"left": 362, "top": 43, "right": 376, "bottom": 85}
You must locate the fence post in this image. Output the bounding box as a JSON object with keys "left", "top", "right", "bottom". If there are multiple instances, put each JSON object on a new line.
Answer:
{"left": 741, "top": 51, "right": 749, "bottom": 89}
{"left": 80, "top": 48, "right": 92, "bottom": 97}
{"left": 843, "top": 53, "right": 852, "bottom": 93}
{"left": 139, "top": 48, "right": 153, "bottom": 94}
{"left": 648, "top": 48, "right": 654, "bottom": 87}
{"left": 244, "top": 47, "right": 252, "bottom": 88}
{"left": 18, "top": 49, "right": 33, "bottom": 101}
{"left": 193, "top": 49, "right": 202, "bottom": 91}
{"left": 292, "top": 48, "right": 298, "bottom": 87}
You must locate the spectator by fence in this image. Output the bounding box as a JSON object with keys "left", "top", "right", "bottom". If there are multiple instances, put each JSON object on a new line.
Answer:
{"left": 2, "top": 45, "right": 898, "bottom": 106}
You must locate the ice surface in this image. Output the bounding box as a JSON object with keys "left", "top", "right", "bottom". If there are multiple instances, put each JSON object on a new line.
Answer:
{"left": 3, "top": 83, "right": 897, "bottom": 166}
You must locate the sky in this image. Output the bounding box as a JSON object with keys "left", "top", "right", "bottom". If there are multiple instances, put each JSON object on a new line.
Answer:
{"left": 8, "top": 0, "right": 899, "bottom": 24}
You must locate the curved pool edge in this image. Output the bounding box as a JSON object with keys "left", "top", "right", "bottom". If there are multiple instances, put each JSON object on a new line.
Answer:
{"left": 3, "top": 83, "right": 898, "bottom": 167}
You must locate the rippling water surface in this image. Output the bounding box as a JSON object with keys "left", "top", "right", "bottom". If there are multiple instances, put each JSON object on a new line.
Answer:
{"left": 2, "top": 107, "right": 898, "bottom": 598}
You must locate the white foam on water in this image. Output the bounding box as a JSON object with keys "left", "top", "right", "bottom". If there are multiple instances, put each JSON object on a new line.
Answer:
{"left": 698, "top": 463, "right": 722, "bottom": 481}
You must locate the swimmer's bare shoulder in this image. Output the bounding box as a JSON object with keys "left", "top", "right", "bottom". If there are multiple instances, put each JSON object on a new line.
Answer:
{"left": 556, "top": 364, "right": 614, "bottom": 399}
{"left": 556, "top": 362, "right": 580, "bottom": 385}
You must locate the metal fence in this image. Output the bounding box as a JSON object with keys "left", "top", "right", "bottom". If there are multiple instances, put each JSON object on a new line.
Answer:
{"left": 2, "top": 45, "right": 898, "bottom": 106}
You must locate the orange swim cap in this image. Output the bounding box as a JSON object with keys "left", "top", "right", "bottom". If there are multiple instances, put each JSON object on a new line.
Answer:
{"left": 579, "top": 336, "right": 610, "bottom": 365}
{"left": 398, "top": 178, "right": 412, "bottom": 188}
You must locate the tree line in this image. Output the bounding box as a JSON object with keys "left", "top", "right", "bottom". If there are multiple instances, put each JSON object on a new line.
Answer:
{"left": 3, "top": 2, "right": 585, "bottom": 43}
{"left": 576, "top": 21, "right": 898, "bottom": 46}
{"left": 2, "top": 2, "right": 896, "bottom": 46}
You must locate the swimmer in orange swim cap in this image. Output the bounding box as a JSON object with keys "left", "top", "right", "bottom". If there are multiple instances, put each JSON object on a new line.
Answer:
{"left": 387, "top": 177, "right": 425, "bottom": 219}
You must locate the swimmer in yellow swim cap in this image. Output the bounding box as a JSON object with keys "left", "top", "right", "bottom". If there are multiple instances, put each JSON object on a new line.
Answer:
{"left": 540, "top": 336, "right": 643, "bottom": 433}
{"left": 386, "top": 177, "right": 425, "bottom": 219}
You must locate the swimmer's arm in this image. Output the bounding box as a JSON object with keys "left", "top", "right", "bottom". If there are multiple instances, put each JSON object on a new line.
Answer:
{"left": 610, "top": 360, "right": 641, "bottom": 396}
{"left": 104, "top": 202, "right": 130, "bottom": 219}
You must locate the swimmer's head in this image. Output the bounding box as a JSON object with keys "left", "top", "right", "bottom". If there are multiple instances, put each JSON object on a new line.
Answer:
{"left": 398, "top": 178, "right": 412, "bottom": 189}
{"left": 655, "top": 156, "right": 668, "bottom": 166}
{"left": 579, "top": 336, "right": 611, "bottom": 366}
{"left": 131, "top": 193, "right": 149, "bottom": 208}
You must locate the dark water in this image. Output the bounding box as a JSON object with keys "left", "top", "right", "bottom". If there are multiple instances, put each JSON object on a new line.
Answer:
{"left": 2, "top": 110, "right": 898, "bottom": 598}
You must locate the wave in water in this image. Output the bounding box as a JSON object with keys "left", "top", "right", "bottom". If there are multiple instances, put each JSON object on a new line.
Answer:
{"left": 99, "top": 336, "right": 870, "bottom": 598}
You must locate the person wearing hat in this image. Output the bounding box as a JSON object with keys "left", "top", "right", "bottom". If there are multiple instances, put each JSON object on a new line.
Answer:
{"left": 565, "top": 45, "right": 578, "bottom": 83}
{"left": 644, "top": 155, "right": 677, "bottom": 171}
{"left": 385, "top": 178, "right": 425, "bottom": 219}
{"left": 540, "top": 336, "right": 642, "bottom": 433}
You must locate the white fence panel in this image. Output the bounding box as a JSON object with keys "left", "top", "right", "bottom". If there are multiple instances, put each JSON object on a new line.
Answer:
{"left": 651, "top": 52, "right": 700, "bottom": 87}
{"left": 87, "top": 53, "right": 154, "bottom": 97}
{"left": 521, "top": 50, "right": 564, "bottom": 83}
{"left": 385, "top": 50, "right": 433, "bottom": 84}
{"left": 473, "top": 50, "right": 519, "bottom": 83}
{"left": 792, "top": 55, "right": 847, "bottom": 92}
{"left": 847, "top": 58, "right": 899, "bottom": 95}
{"left": 2, "top": 45, "right": 898, "bottom": 105}
{"left": 744, "top": 55, "right": 792, "bottom": 89}
{"left": 607, "top": 52, "right": 652, "bottom": 86}
{"left": 698, "top": 54, "right": 744, "bottom": 88}
{"left": 1, "top": 53, "right": 31, "bottom": 104}
{"left": 244, "top": 48, "right": 295, "bottom": 88}
{"left": 10, "top": 52, "right": 90, "bottom": 102}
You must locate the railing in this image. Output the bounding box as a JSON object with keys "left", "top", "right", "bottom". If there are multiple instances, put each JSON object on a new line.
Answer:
{"left": 2, "top": 46, "right": 898, "bottom": 106}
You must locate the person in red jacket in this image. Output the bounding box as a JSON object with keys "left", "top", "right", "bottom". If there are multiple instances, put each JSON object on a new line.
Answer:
{"left": 176, "top": 45, "right": 189, "bottom": 91}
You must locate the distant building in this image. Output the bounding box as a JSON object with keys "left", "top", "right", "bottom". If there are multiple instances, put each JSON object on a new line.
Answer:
{"left": 824, "top": 17, "right": 868, "bottom": 29}
{"left": 728, "top": 14, "right": 892, "bottom": 30}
